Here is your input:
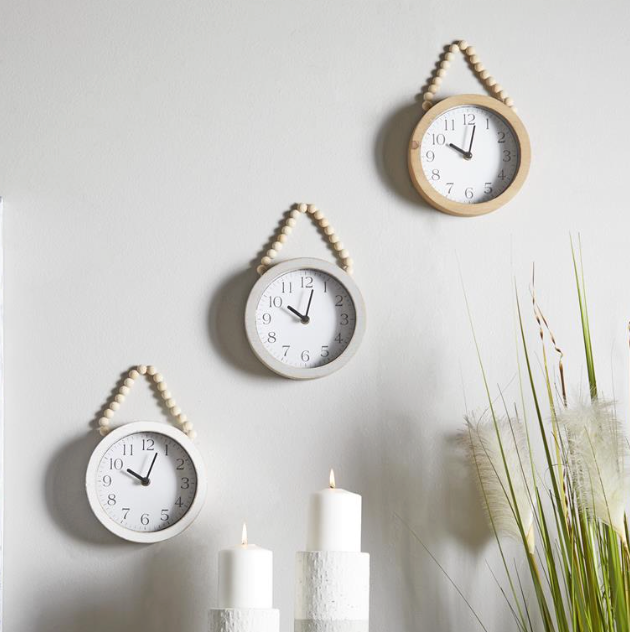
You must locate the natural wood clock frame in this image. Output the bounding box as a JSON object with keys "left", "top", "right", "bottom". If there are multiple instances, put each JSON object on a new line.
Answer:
{"left": 408, "top": 94, "right": 531, "bottom": 217}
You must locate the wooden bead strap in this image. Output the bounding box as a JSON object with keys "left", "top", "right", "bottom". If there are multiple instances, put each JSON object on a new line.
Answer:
{"left": 256, "top": 203, "right": 354, "bottom": 277}
{"left": 422, "top": 40, "right": 516, "bottom": 113}
{"left": 97, "top": 365, "right": 196, "bottom": 440}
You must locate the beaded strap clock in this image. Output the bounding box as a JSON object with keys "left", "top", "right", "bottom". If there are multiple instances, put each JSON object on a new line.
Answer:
{"left": 245, "top": 203, "right": 366, "bottom": 380}
{"left": 86, "top": 365, "right": 207, "bottom": 543}
{"left": 408, "top": 40, "right": 531, "bottom": 217}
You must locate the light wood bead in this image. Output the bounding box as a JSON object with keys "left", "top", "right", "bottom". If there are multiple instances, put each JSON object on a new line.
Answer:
{"left": 147, "top": 366, "right": 157, "bottom": 376}
{"left": 256, "top": 265, "right": 267, "bottom": 275}
{"left": 272, "top": 241, "right": 282, "bottom": 251}
{"left": 436, "top": 68, "right": 446, "bottom": 78}
{"left": 479, "top": 70, "right": 490, "bottom": 80}
{"left": 334, "top": 242, "right": 344, "bottom": 252}
{"left": 440, "top": 60, "right": 450, "bottom": 70}
{"left": 423, "top": 92, "right": 434, "bottom": 101}
{"left": 172, "top": 406, "right": 181, "bottom": 416}
{"left": 152, "top": 374, "right": 162, "bottom": 384}
{"left": 281, "top": 226, "right": 292, "bottom": 236}
{"left": 289, "top": 209, "right": 300, "bottom": 219}
{"left": 486, "top": 76, "right": 496, "bottom": 87}
{"left": 313, "top": 210, "right": 323, "bottom": 220}
{"left": 427, "top": 84, "right": 438, "bottom": 94}
{"left": 267, "top": 249, "right": 277, "bottom": 259}
{"left": 498, "top": 90, "right": 508, "bottom": 100}
{"left": 261, "top": 256, "right": 272, "bottom": 266}
{"left": 156, "top": 382, "right": 167, "bottom": 392}
{"left": 444, "top": 51, "right": 454, "bottom": 62}
{"left": 422, "top": 101, "right": 432, "bottom": 111}
{"left": 466, "top": 46, "right": 476, "bottom": 56}
{"left": 182, "top": 421, "right": 194, "bottom": 433}
{"left": 110, "top": 401, "right": 120, "bottom": 411}
{"left": 504, "top": 97, "right": 514, "bottom": 107}
{"left": 459, "top": 40, "right": 468, "bottom": 51}
{"left": 99, "top": 427, "right": 109, "bottom": 437}
{"left": 343, "top": 257, "right": 354, "bottom": 267}
{"left": 492, "top": 83, "right": 502, "bottom": 94}
{"left": 307, "top": 204, "right": 317, "bottom": 214}
{"left": 297, "top": 203, "right": 307, "bottom": 213}
{"left": 345, "top": 267, "right": 354, "bottom": 276}
{"left": 324, "top": 226, "right": 334, "bottom": 235}
{"left": 124, "top": 378, "right": 134, "bottom": 387}
{"left": 99, "top": 417, "right": 110, "bottom": 427}
{"left": 162, "top": 390, "right": 172, "bottom": 400}
{"left": 432, "top": 76, "right": 442, "bottom": 86}
{"left": 177, "top": 413, "right": 188, "bottom": 424}
{"left": 188, "top": 430, "right": 198, "bottom": 441}
{"left": 339, "top": 249, "right": 349, "bottom": 259}
{"left": 120, "top": 385, "right": 130, "bottom": 395}
{"left": 449, "top": 43, "right": 459, "bottom": 53}
{"left": 319, "top": 218, "right": 329, "bottom": 228}
{"left": 277, "top": 234, "right": 287, "bottom": 244}
{"left": 115, "top": 394, "right": 125, "bottom": 403}
{"left": 129, "top": 369, "right": 139, "bottom": 380}
{"left": 511, "top": 107, "right": 518, "bottom": 113}
{"left": 166, "top": 398, "right": 176, "bottom": 408}
{"left": 104, "top": 408, "right": 114, "bottom": 419}
{"left": 474, "top": 63, "right": 484, "bottom": 72}
{"left": 469, "top": 54, "right": 479, "bottom": 64}
{"left": 286, "top": 218, "right": 297, "bottom": 227}
{"left": 138, "top": 365, "right": 147, "bottom": 375}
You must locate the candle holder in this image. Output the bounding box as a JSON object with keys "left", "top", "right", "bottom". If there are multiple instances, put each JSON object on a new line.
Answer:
{"left": 208, "top": 608, "right": 280, "bottom": 632}
{"left": 294, "top": 551, "right": 370, "bottom": 631}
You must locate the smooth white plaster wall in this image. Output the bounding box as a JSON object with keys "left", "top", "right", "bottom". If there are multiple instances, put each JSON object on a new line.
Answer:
{"left": 2, "top": 0, "right": 630, "bottom": 630}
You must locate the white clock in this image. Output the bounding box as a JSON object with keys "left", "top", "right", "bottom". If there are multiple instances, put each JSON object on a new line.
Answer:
{"left": 86, "top": 421, "right": 207, "bottom": 543}
{"left": 408, "top": 94, "right": 531, "bottom": 216}
{"left": 245, "top": 257, "right": 366, "bottom": 379}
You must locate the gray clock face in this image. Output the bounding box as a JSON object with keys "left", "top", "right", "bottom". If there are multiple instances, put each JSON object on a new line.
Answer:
{"left": 254, "top": 268, "right": 357, "bottom": 369}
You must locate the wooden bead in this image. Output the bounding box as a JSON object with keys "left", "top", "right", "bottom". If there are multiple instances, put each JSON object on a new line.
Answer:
{"left": 444, "top": 51, "right": 454, "bottom": 62}
{"left": 177, "top": 413, "right": 188, "bottom": 424}
{"left": 469, "top": 54, "right": 479, "bottom": 64}
{"left": 319, "top": 218, "right": 329, "bottom": 228}
{"left": 99, "top": 417, "right": 110, "bottom": 427}
{"left": 329, "top": 234, "right": 340, "bottom": 244}
{"left": 485, "top": 76, "right": 496, "bottom": 87}
{"left": 343, "top": 257, "right": 354, "bottom": 267}
{"left": 277, "top": 234, "right": 287, "bottom": 244}
{"left": 307, "top": 204, "right": 317, "bottom": 214}
{"left": 436, "top": 68, "right": 446, "bottom": 78}
{"left": 99, "top": 427, "right": 109, "bottom": 437}
{"left": 432, "top": 76, "right": 442, "bottom": 86}
{"left": 261, "top": 256, "right": 272, "bottom": 266}
{"left": 172, "top": 406, "right": 181, "bottom": 416}
{"left": 110, "top": 401, "right": 120, "bottom": 411}
{"left": 345, "top": 267, "right": 354, "bottom": 276}
{"left": 188, "top": 430, "right": 198, "bottom": 441}
{"left": 115, "top": 394, "right": 125, "bottom": 403}
{"left": 182, "top": 421, "right": 194, "bottom": 433}
{"left": 162, "top": 391, "right": 172, "bottom": 400}
{"left": 474, "top": 63, "right": 484, "bottom": 73}
{"left": 440, "top": 60, "right": 450, "bottom": 70}
{"left": 504, "top": 97, "right": 514, "bottom": 107}
{"left": 286, "top": 217, "right": 296, "bottom": 227}
{"left": 138, "top": 365, "right": 147, "bottom": 375}
{"left": 324, "top": 226, "right": 334, "bottom": 235}
{"left": 120, "top": 385, "right": 130, "bottom": 395}
{"left": 423, "top": 92, "right": 434, "bottom": 102}
{"left": 154, "top": 373, "right": 163, "bottom": 383}
{"left": 339, "top": 249, "right": 349, "bottom": 259}
{"left": 313, "top": 211, "right": 323, "bottom": 220}
{"left": 147, "top": 366, "right": 157, "bottom": 376}
{"left": 104, "top": 409, "right": 114, "bottom": 419}
{"left": 479, "top": 70, "right": 490, "bottom": 80}
{"left": 498, "top": 90, "right": 508, "bottom": 100}
{"left": 256, "top": 265, "right": 267, "bottom": 275}
{"left": 124, "top": 378, "right": 134, "bottom": 388}
{"left": 157, "top": 381, "right": 168, "bottom": 392}
{"left": 129, "top": 369, "right": 139, "bottom": 380}
{"left": 427, "top": 84, "right": 438, "bottom": 94}
{"left": 334, "top": 242, "right": 344, "bottom": 252}
{"left": 289, "top": 210, "right": 300, "bottom": 219}
{"left": 166, "top": 398, "right": 176, "bottom": 408}
{"left": 511, "top": 107, "right": 518, "bottom": 113}
{"left": 267, "top": 249, "right": 277, "bottom": 259}
{"left": 459, "top": 40, "right": 468, "bottom": 51}
{"left": 492, "top": 83, "right": 502, "bottom": 93}
{"left": 422, "top": 101, "right": 432, "bottom": 111}
{"left": 272, "top": 241, "right": 282, "bottom": 251}
{"left": 466, "top": 46, "right": 476, "bottom": 56}
{"left": 297, "top": 203, "right": 307, "bottom": 213}
{"left": 449, "top": 43, "right": 459, "bottom": 53}
{"left": 281, "top": 226, "right": 292, "bottom": 235}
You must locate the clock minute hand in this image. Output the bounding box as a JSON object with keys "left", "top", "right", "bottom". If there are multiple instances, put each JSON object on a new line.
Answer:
{"left": 143, "top": 453, "right": 158, "bottom": 485}
{"left": 303, "top": 290, "right": 314, "bottom": 323}
{"left": 467, "top": 125, "right": 476, "bottom": 157}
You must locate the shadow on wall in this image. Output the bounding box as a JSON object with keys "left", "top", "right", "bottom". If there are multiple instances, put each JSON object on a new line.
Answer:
{"left": 33, "top": 538, "right": 212, "bottom": 632}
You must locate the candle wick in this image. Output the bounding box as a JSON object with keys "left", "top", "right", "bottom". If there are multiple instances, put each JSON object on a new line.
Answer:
{"left": 329, "top": 468, "right": 336, "bottom": 489}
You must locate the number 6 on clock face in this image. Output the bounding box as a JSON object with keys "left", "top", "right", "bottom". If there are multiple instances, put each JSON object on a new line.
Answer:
{"left": 245, "top": 258, "right": 366, "bottom": 379}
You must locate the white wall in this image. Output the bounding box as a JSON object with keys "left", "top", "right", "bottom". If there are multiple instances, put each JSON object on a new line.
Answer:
{"left": 2, "top": 1, "right": 630, "bottom": 630}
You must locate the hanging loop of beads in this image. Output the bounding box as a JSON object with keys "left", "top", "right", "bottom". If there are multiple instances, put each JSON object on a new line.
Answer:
{"left": 256, "top": 203, "right": 354, "bottom": 277}
{"left": 421, "top": 40, "right": 516, "bottom": 114}
{"left": 97, "top": 365, "right": 197, "bottom": 440}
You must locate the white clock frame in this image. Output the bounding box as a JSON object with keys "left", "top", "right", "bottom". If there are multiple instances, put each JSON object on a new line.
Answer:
{"left": 245, "top": 257, "right": 366, "bottom": 380}
{"left": 85, "top": 421, "right": 207, "bottom": 543}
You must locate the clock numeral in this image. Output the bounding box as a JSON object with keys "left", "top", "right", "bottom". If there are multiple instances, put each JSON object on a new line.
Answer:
{"left": 498, "top": 170, "right": 507, "bottom": 181}
{"left": 109, "top": 458, "right": 123, "bottom": 470}
{"left": 181, "top": 477, "right": 190, "bottom": 490}
{"left": 122, "top": 444, "right": 134, "bottom": 456}
{"left": 301, "top": 350, "right": 310, "bottom": 362}
{"left": 176, "top": 458, "right": 185, "bottom": 471}
{"left": 141, "top": 513, "right": 150, "bottom": 526}
{"left": 431, "top": 169, "right": 440, "bottom": 181}
{"left": 142, "top": 438, "right": 155, "bottom": 451}
{"left": 262, "top": 312, "right": 271, "bottom": 325}
{"left": 301, "top": 276, "right": 314, "bottom": 289}
{"left": 431, "top": 133, "right": 446, "bottom": 146}
{"left": 497, "top": 131, "right": 506, "bottom": 144}
{"left": 335, "top": 333, "right": 343, "bottom": 344}
{"left": 465, "top": 187, "right": 474, "bottom": 199}
{"left": 446, "top": 183, "right": 454, "bottom": 195}
{"left": 340, "top": 313, "right": 349, "bottom": 325}
{"left": 281, "top": 281, "right": 293, "bottom": 293}
{"left": 502, "top": 149, "right": 512, "bottom": 162}
{"left": 335, "top": 295, "right": 343, "bottom": 307}
{"left": 282, "top": 345, "right": 290, "bottom": 357}
{"left": 269, "top": 296, "right": 282, "bottom": 308}
{"left": 102, "top": 475, "right": 112, "bottom": 487}
{"left": 122, "top": 508, "right": 130, "bottom": 520}
{"left": 484, "top": 183, "right": 493, "bottom": 195}
{"left": 463, "top": 113, "right": 476, "bottom": 125}
{"left": 267, "top": 332, "right": 276, "bottom": 343}
{"left": 443, "top": 119, "right": 454, "bottom": 131}
{"left": 425, "top": 150, "right": 435, "bottom": 162}
{"left": 107, "top": 494, "right": 116, "bottom": 506}
{"left": 175, "top": 497, "right": 183, "bottom": 508}
{"left": 321, "top": 346, "right": 330, "bottom": 358}
{"left": 161, "top": 509, "right": 170, "bottom": 522}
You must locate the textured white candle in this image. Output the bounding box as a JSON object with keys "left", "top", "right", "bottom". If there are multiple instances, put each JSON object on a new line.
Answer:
{"left": 217, "top": 524, "right": 273, "bottom": 609}
{"left": 306, "top": 470, "right": 362, "bottom": 552}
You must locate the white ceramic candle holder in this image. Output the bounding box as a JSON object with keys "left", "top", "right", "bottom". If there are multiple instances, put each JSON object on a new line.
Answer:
{"left": 208, "top": 608, "right": 280, "bottom": 632}
{"left": 294, "top": 551, "right": 370, "bottom": 632}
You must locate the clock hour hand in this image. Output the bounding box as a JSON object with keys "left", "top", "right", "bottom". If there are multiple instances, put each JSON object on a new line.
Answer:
{"left": 126, "top": 468, "right": 145, "bottom": 483}
{"left": 448, "top": 142, "right": 472, "bottom": 160}
{"left": 287, "top": 305, "right": 309, "bottom": 324}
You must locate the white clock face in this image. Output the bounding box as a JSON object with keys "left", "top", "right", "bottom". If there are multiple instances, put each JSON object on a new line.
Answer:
{"left": 420, "top": 105, "right": 520, "bottom": 204}
{"left": 255, "top": 268, "right": 356, "bottom": 369}
{"left": 95, "top": 431, "right": 198, "bottom": 533}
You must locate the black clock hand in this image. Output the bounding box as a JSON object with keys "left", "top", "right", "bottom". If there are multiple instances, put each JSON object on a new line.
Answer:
{"left": 303, "top": 290, "right": 314, "bottom": 322}
{"left": 126, "top": 468, "right": 145, "bottom": 483}
{"left": 143, "top": 453, "right": 158, "bottom": 485}
{"left": 287, "top": 305, "right": 306, "bottom": 321}
{"left": 448, "top": 142, "right": 471, "bottom": 159}
{"left": 467, "top": 125, "right": 476, "bottom": 157}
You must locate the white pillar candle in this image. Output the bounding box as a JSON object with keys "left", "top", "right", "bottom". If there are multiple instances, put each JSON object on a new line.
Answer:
{"left": 306, "top": 470, "right": 362, "bottom": 552}
{"left": 218, "top": 524, "right": 273, "bottom": 609}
